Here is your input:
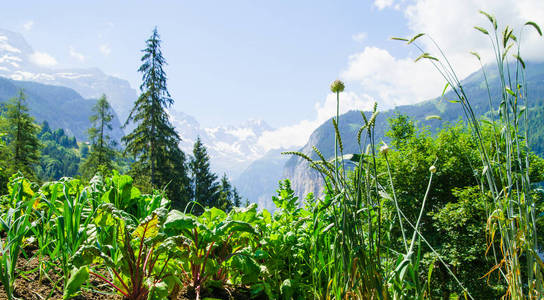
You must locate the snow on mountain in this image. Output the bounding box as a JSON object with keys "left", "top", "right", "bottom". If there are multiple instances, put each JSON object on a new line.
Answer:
{"left": 169, "top": 108, "right": 274, "bottom": 179}
{"left": 0, "top": 29, "right": 137, "bottom": 125}
{"left": 1, "top": 28, "right": 282, "bottom": 202}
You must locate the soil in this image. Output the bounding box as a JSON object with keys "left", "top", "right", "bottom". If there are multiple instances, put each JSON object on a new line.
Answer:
{"left": 0, "top": 246, "right": 262, "bottom": 300}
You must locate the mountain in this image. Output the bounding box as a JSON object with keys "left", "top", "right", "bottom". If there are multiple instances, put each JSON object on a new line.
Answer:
{"left": 169, "top": 109, "right": 274, "bottom": 179}
{"left": 0, "top": 76, "right": 124, "bottom": 142}
{"left": 284, "top": 62, "right": 544, "bottom": 198}
{"left": 233, "top": 148, "right": 290, "bottom": 211}
{"left": 0, "top": 29, "right": 137, "bottom": 125}
{"left": 1, "top": 28, "right": 278, "bottom": 181}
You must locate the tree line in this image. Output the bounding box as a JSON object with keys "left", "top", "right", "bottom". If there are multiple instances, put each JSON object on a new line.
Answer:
{"left": 0, "top": 28, "right": 242, "bottom": 212}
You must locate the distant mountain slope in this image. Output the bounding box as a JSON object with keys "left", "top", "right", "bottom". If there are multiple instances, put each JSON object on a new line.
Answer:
{"left": 169, "top": 109, "right": 274, "bottom": 179}
{"left": 233, "top": 148, "right": 290, "bottom": 211}
{"left": 284, "top": 62, "right": 544, "bottom": 198}
{"left": 0, "top": 28, "right": 137, "bottom": 125}
{"left": 0, "top": 76, "right": 124, "bottom": 142}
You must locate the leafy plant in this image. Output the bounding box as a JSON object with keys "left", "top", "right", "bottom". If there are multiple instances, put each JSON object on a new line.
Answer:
{"left": 0, "top": 176, "right": 34, "bottom": 300}
{"left": 73, "top": 204, "right": 179, "bottom": 299}
{"left": 164, "top": 205, "right": 258, "bottom": 300}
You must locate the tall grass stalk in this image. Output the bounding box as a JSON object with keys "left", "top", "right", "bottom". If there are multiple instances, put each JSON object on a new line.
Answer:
{"left": 396, "top": 12, "right": 543, "bottom": 299}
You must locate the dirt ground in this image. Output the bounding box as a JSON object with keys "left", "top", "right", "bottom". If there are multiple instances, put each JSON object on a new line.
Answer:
{"left": 0, "top": 246, "right": 260, "bottom": 300}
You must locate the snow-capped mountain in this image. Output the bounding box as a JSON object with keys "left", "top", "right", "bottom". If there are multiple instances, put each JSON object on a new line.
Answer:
{"left": 169, "top": 108, "right": 274, "bottom": 178}
{"left": 0, "top": 28, "right": 137, "bottom": 124}
{"left": 1, "top": 28, "right": 277, "bottom": 185}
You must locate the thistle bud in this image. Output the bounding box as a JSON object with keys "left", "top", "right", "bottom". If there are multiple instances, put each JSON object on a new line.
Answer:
{"left": 429, "top": 165, "right": 437, "bottom": 173}
{"left": 330, "top": 80, "right": 345, "bottom": 93}
{"left": 380, "top": 144, "right": 390, "bottom": 155}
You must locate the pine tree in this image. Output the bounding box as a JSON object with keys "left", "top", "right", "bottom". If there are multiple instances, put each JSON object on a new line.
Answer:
{"left": 123, "top": 27, "right": 191, "bottom": 207}
{"left": 190, "top": 137, "right": 219, "bottom": 213}
{"left": 2, "top": 90, "right": 41, "bottom": 180}
{"left": 232, "top": 187, "right": 242, "bottom": 208}
{"left": 80, "top": 94, "right": 116, "bottom": 179}
{"left": 217, "top": 173, "right": 233, "bottom": 211}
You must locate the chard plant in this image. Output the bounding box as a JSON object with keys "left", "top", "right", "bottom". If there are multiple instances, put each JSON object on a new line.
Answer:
{"left": 72, "top": 204, "right": 181, "bottom": 299}
{"left": 163, "top": 205, "right": 258, "bottom": 300}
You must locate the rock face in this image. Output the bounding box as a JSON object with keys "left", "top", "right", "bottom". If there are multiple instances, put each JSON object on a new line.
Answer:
{"left": 233, "top": 148, "right": 290, "bottom": 211}
{"left": 283, "top": 62, "right": 544, "bottom": 199}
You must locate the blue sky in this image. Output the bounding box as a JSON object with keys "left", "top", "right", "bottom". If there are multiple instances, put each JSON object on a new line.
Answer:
{"left": 0, "top": 1, "right": 410, "bottom": 127}
{"left": 1, "top": 0, "right": 543, "bottom": 150}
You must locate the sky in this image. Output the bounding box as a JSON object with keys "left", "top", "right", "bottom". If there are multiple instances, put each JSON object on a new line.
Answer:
{"left": 1, "top": 0, "right": 543, "bottom": 151}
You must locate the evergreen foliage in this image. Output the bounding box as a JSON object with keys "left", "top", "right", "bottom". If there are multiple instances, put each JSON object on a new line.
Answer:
{"left": 0, "top": 90, "right": 41, "bottom": 181}
{"left": 80, "top": 94, "right": 116, "bottom": 179}
{"left": 36, "top": 122, "right": 80, "bottom": 180}
{"left": 216, "top": 173, "right": 242, "bottom": 211}
{"left": 189, "top": 137, "right": 219, "bottom": 213}
{"left": 122, "top": 27, "right": 191, "bottom": 208}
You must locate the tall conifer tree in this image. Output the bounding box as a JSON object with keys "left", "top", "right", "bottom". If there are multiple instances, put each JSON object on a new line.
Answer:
{"left": 217, "top": 173, "right": 233, "bottom": 211}
{"left": 190, "top": 137, "right": 219, "bottom": 213}
{"left": 123, "top": 27, "right": 190, "bottom": 207}
{"left": 80, "top": 94, "right": 116, "bottom": 179}
{"left": 2, "top": 90, "right": 41, "bottom": 180}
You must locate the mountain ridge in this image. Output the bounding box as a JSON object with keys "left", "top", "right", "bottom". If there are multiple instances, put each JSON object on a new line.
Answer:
{"left": 281, "top": 61, "right": 544, "bottom": 199}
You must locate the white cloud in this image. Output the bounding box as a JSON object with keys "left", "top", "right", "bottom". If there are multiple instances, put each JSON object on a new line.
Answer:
{"left": 257, "top": 91, "right": 375, "bottom": 152}
{"left": 69, "top": 46, "right": 85, "bottom": 62}
{"left": 352, "top": 32, "right": 367, "bottom": 43}
{"left": 99, "top": 44, "right": 111, "bottom": 55}
{"left": 343, "top": 0, "right": 544, "bottom": 112}
{"left": 260, "top": 0, "right": 544, "bottom": 154}
{"left": 29, "top": 51, "right": 57, "bottom": 67}
{"left": 23, "top": 21, "right": 34, "bottom": 31}
{"left": 374, "top": 0, "right": 396, "bottom": 10}
{"left": 341, "top": 46, "right": 445, "bottom": 109}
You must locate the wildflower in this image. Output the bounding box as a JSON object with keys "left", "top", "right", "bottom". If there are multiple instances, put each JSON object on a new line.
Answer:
{"left": 330, "top": 80, "right": 345, "bottom": 93}
{"left": 429, "top": 165, "right": 437, "bottom": 173}
{"left": 380, "top": 144, "right": 390, "bottom": 154}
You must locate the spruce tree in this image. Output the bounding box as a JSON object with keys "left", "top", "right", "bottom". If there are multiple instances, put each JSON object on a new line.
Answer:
{"left": 2, "top": 90, "right": 41, "bottom": 180}
{"left": 232, "top": 187, "right": 242, "bottom": 208}
{"left": 123, "top": 27, "right": 191, "bottom": 207}
{"left": 80, "top": 94, "right": 116, "bottom": 179}
{"left": 190, "top": 137, "right": 219, "bottom": 213}
{"left": 217, "top": 173, "right": 233, "bottom": 211}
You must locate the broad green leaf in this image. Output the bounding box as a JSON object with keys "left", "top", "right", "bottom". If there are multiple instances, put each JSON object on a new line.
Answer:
{"left": 132, "top": 213, "right": 160, "bottom": 239}
{"left": 63, "top": 266, "right": 89, "bottom": 299}
{"left": 164, "top": 210, "right": 196, "bottom": 236}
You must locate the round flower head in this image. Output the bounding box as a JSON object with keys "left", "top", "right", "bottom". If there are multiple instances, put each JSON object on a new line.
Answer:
{"left": 429, "top": 165, "right": 437, "bottom": 173}
{"left": 330, "top": 80, "right": 345, "bottom": 93}
{"left": 380, "top": 144, "right": 389, "bottom": 155}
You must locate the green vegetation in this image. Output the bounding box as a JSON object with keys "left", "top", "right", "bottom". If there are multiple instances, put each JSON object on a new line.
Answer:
{"left": 80, "top": 94, "right": 116, "bottom": 179}
{"left": 123, "top": 28, "right": 191, "bottom": 209}
{"left": 0, "top": 12, "right": 543, "bottom": 300}
{"left": 0, "top": 90, "right": 41, "bottom": 181}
